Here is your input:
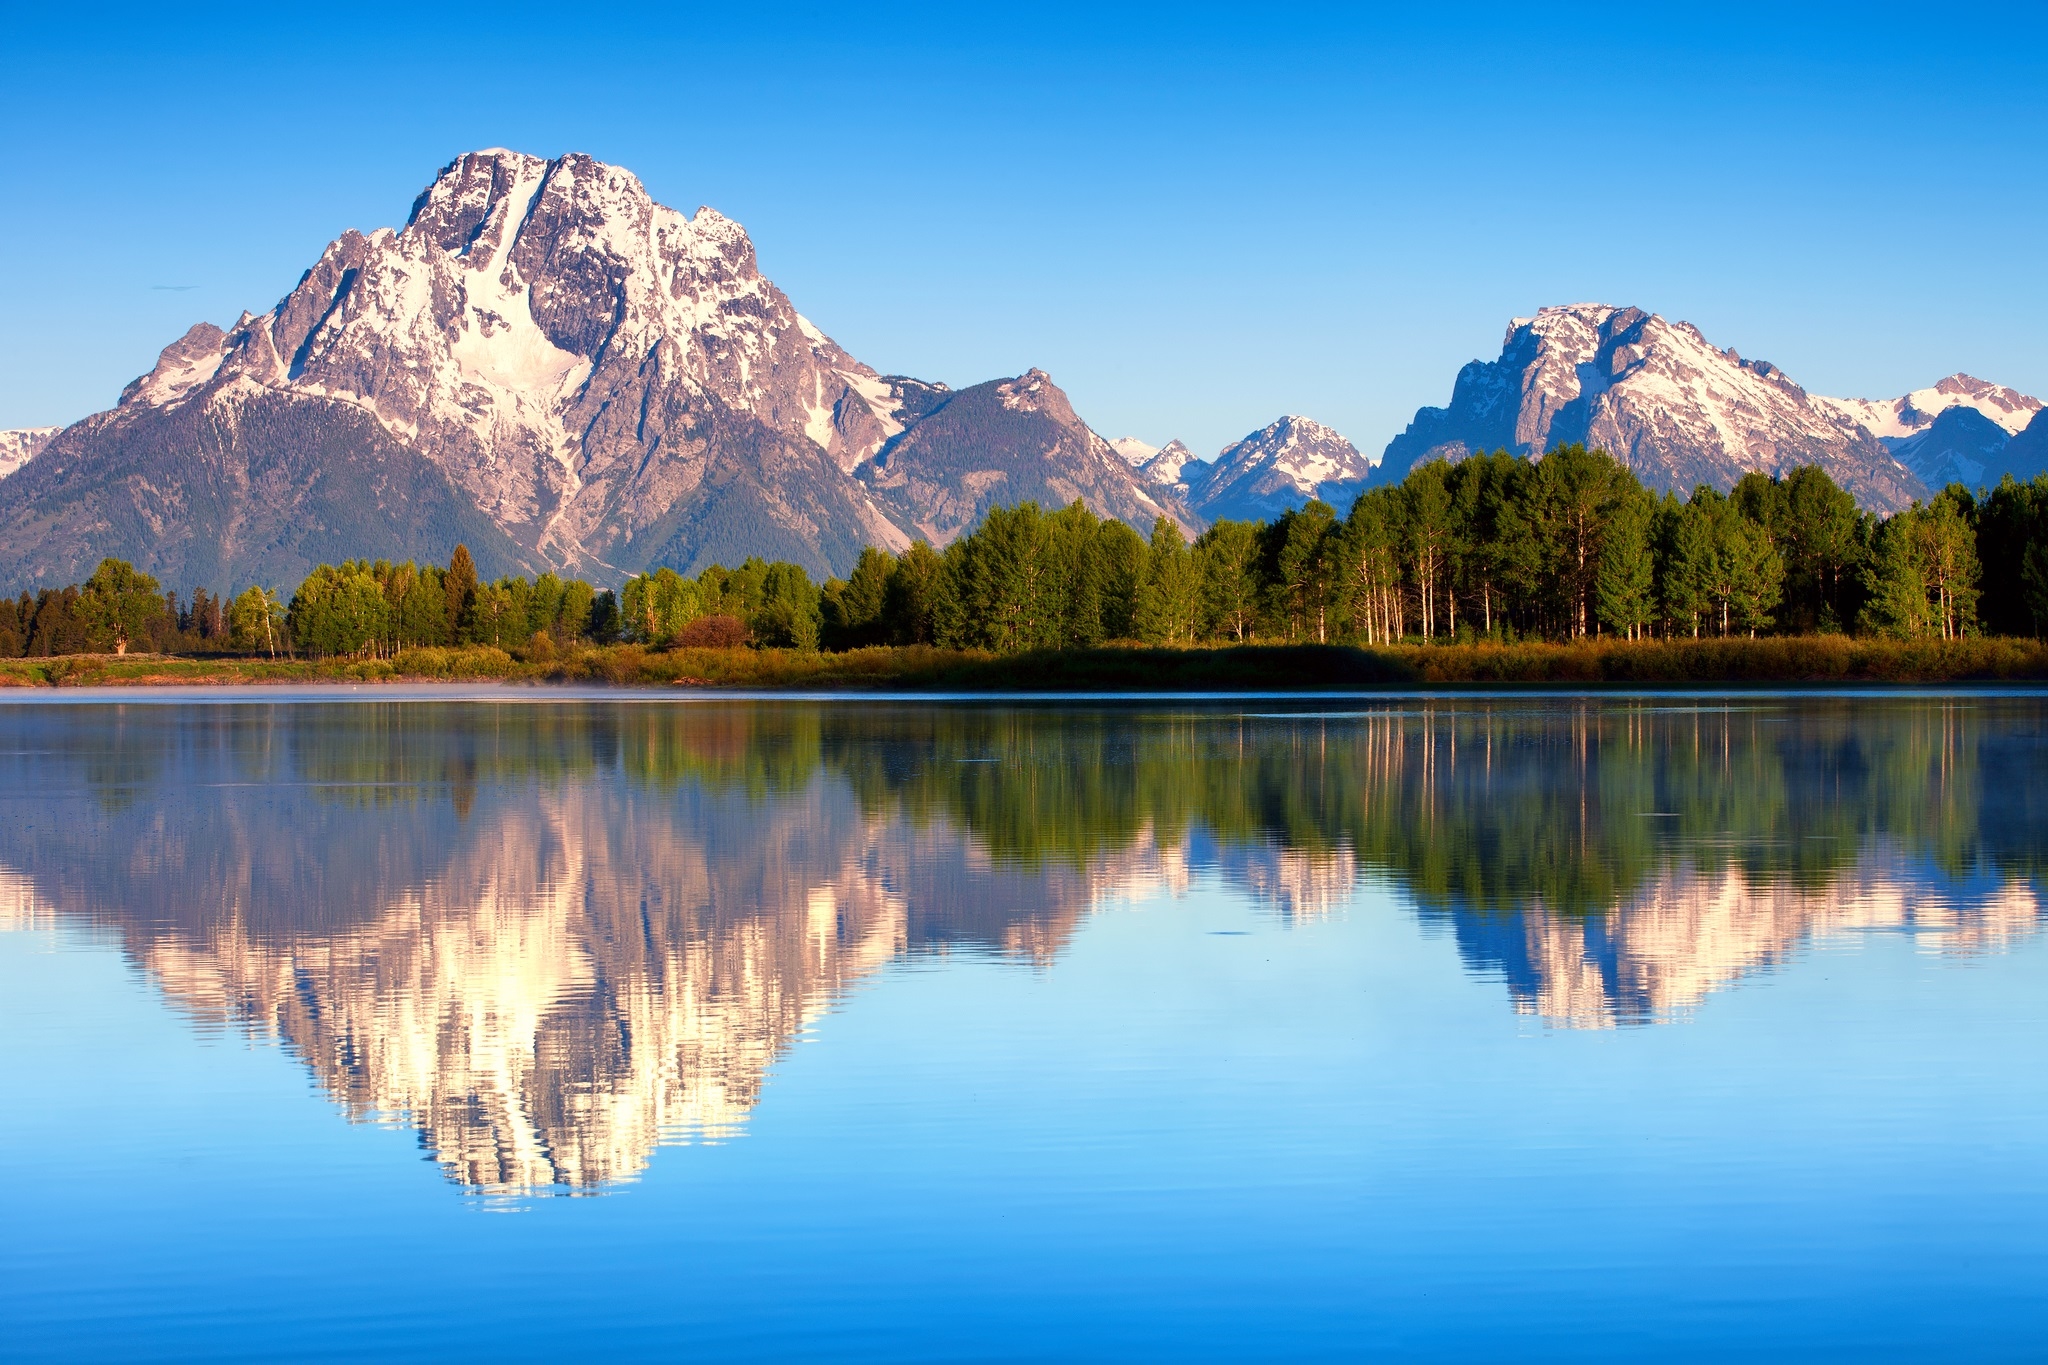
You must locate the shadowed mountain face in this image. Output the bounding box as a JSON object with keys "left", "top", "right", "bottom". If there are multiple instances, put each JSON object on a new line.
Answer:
{"left": 0, "top": 697, "right": 2038, "bottom": 1191}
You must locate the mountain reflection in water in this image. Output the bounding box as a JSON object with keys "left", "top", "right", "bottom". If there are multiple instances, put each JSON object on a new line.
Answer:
{"left": 0, "top": 697, "right": 2039, "bottom": 1193}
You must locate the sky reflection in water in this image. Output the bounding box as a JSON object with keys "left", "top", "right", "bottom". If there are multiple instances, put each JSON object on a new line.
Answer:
{"left": 1, "top": 695, "right": 2043, "bottom": 1359}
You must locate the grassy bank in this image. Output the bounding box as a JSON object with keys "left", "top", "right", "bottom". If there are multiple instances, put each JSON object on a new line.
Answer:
{"left": 0, "top": 635, "right": 2045, "bottom": 690}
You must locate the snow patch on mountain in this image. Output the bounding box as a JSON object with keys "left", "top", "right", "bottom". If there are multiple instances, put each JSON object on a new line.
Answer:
{"left": 0, "top": 427, "right": 58, "bottom": 481}
{"left": 1110, "top": 436, "right": 1159, "bottom": 466}
{"left": 1139, "top": 439, "right": 1199, "bottom": 486}
{"left": 1816, "top": 374, "right": 2043, "bottom": 442}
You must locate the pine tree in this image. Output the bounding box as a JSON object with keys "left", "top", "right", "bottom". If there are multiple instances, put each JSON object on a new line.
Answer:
{"left": 444, "top": 545, "right": 478, "bottom": 644}
{"left": 884, "top": 541, "right": 942, "bottom": 645}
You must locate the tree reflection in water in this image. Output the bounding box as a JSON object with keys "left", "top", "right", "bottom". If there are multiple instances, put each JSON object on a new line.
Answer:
{"left": 0, "top": 696, "right": 2038, "bottom": 1190}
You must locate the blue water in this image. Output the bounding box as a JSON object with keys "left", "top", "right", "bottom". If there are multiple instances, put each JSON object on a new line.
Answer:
{"left": 1, "top": 692, "right": 2043, "bottom": 1360}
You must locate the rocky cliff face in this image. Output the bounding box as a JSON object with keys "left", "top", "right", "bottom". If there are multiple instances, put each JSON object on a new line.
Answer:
{"left": 1187, "top": 415, "right": 1374, "bottom": 522}
{"left": 0, "top": 151, "right": 1177, "bottom": 591}
{"left": 1379, "top": 304, "right": 1927, "bottom": 510}
{"left": 856, "top": 368, "right": 1197, "bottom": 545}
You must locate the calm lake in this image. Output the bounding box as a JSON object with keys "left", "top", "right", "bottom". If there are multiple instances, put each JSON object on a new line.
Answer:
{"left": 2, "top": 691, "right": 2043, "bottom": 1360}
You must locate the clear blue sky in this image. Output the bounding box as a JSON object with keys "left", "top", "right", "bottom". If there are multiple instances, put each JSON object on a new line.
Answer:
{"left": 3, "top": 2, "right": 2043, "bottom": 460}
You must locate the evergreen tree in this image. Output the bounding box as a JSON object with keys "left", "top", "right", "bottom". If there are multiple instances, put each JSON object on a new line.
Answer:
{"left": 883, "top": 541, "right": 942, "bottom": 645}
{"left": 1725, "top": 515, "right": 1784, "bottom": 637}
{"left": 822, "top": 546, "right": 896, "bottom": 649}
{"left": 1663, "top": 494, "right": 1718, "bottom": 637}
{"left": 1774, "top": 465, "right": 1862, "bottom": 631}
{"left": 444, "top": 545, "right": 478, "bottom": 644}
{"left": 1133, "top": 517, "right": 1201, "bottom": 644}
{"left": 1094, "top": 519, "right": 1147, "bottom": 640}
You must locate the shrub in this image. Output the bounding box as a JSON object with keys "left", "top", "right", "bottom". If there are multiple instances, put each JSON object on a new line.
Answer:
{"left": 676, "top": 614, "right": 748, "bottom": 649}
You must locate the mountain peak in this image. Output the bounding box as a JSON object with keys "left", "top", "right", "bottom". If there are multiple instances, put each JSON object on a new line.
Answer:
{"left": 1382, "top": 305, "right": 1923, "bottom": 510}
{"left": 1187, "top": 415, "right": 1371, "bottom": 522}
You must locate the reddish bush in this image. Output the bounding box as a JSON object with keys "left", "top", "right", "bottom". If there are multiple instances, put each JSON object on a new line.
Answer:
{"left": 675, "top": 614, "right": 748, "bottom": 649}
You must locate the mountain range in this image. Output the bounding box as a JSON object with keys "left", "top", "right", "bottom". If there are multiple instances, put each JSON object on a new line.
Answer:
{"left": 0, "top": 155, "right": 2041, "bottom": 591}
{"left": 1372, "top": 304, "right": 2047, "bottom": 512}
{"left": 0, "top": 150, "right": 1187, "bottom": 592}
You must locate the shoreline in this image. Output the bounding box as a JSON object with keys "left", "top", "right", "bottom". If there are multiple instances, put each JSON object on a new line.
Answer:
{"left": 2, "top": 636, "right": 2045, "bottom": 693}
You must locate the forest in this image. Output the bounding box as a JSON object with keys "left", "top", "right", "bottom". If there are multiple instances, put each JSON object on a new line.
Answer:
{"left": 3, "top": 445, "right": 2046, "bottom": 661}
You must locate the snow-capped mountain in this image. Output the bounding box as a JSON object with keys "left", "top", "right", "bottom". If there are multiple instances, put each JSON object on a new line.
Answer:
{"left": 1887, "top": 407, "right": 2014, "bottom": 490}
{"left": 1379, "top": 304, "right": 1925, "bottom": 511}
{"left": 2003, "top": 410, "right": 2048, "bottom": 483}
{"left": 0, "top": 427, "right": 56, "bottom": 481}
{"left": 1188, "top": 416, "right": 1375, "bottom": 522}
{"left": 1111, "top": 436, "right": 1201, "bottom": 487}
{"left": 1109, "top": 436, "right": 1158, "bottom": 467}
{"left": 1140, "top": 439, "right": 1199, "bottom": 487}
{"left": 0, "top": 151, "right": 1176, "bottom": 592}
{"left": 1817, "top": 374, "right": 2042, "bottom": 443}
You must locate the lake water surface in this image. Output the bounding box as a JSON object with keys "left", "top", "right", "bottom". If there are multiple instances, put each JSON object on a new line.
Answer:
{"left": 2, "top": 691, "right": 2044, "bottom": 1360}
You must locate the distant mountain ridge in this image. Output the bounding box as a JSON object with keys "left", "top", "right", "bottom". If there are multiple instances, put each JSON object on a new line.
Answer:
{"left": 1816, "top": 374, "right": 2042, "bottom": 443}
{"left": 1186, "top": 416, "right": 1375, "bottom": 522}
{"left": 1378, "top": 304, "right": 1931, "bottom": 511}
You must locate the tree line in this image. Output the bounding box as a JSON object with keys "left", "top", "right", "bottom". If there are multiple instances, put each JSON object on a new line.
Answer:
{"left": 4, "top": 445, "right": 2045, "bottom": 659}
{"left": 815, "top": 447, "right": 2048, "bottom": 651}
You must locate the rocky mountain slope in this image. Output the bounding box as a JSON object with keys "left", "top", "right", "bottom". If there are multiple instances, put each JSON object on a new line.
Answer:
{"left": 1188, "top": 415, "right": 1375, "bottom": 522}
{"left": 1378, "top": 304, "right": 1926, "bottom": 510}
{"left": 0, "top": 151, "right": 1176, "bottom": 592}
{"left": 856, "top": 369, "right": 1196, "bottom": 545}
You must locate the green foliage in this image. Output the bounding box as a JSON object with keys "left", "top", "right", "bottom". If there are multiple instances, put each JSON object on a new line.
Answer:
{"left": 1595, "top": 487, "right": 1657, "bottom": 639}
{"left": 883, "top": 540, "right": 942, "bottom": 645}
{"left": 77, "top": 559, "right": 170, "bottom": 654}
{"left": 11, "top": 452, "right": 2046, "bottom": 665}
{"left": 822, "top": 546, "right": 896, "bottom": 650}
{"left": 1194, "top": 519, "right": 1262, "bottom": 641}
{"left": 1133, "top": 517, "right": 1201, "bottom": 644}
{"left": 228, "top": 587, "right": 286, "bottom": 656}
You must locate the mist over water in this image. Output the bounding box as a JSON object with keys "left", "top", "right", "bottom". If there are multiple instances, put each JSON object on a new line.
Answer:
{"left": 2, "top": 695, "right": 2043, "bottom": 1358}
